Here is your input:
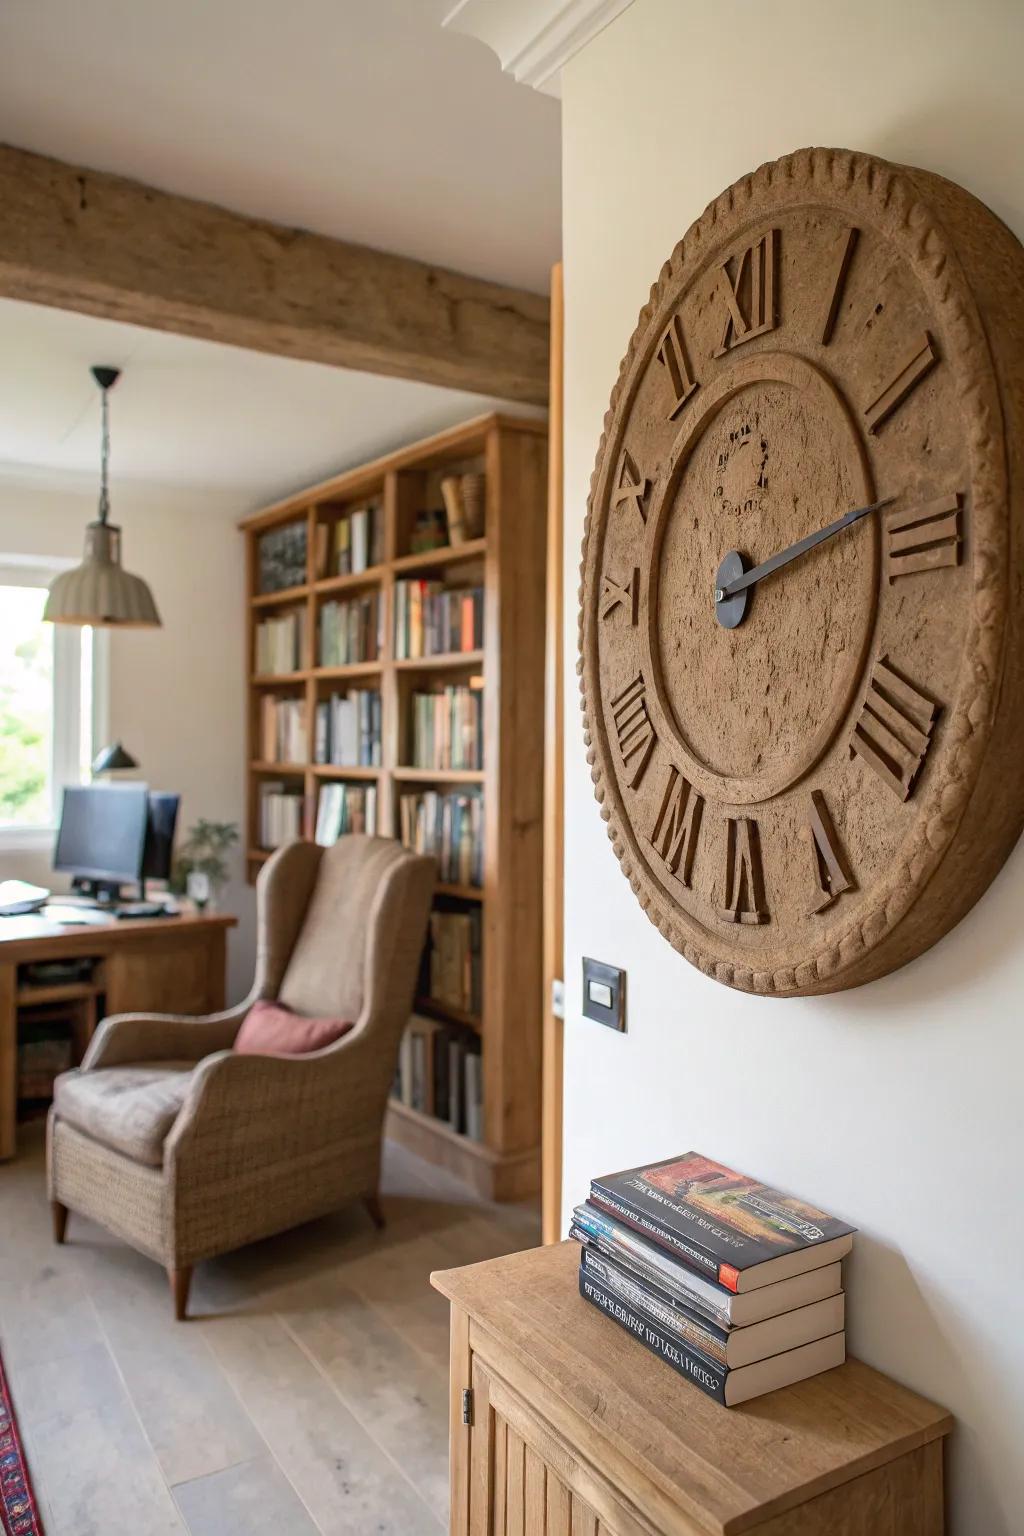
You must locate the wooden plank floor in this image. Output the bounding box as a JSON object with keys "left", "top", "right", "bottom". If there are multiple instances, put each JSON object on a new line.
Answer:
{"left": 0, "top": 1122, "right": 540, "bottom": 1535}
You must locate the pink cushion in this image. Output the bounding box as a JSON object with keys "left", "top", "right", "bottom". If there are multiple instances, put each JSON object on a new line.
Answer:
{"left": 234, "top": 1000, "right": 354, "bottom": 1057}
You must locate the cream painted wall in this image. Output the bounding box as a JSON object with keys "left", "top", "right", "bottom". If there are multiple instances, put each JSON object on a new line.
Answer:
{"left": 560, "top": 2, "right": 1024, "bottom": 1531}
{"left": 0, "top": 476, "right": 254, "bottom": 1001}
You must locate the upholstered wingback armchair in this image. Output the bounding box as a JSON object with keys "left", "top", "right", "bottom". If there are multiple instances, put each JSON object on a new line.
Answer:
{"left": 47, "top": 836, "right": 435, "bottom": 1319}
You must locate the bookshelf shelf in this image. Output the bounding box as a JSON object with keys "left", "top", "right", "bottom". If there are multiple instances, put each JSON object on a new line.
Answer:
{"left": 415, "top": 995, "right": 483, "bottom": 1033}
{"left": 240, "top": 412, "right": 547, "bottom": 1200}
{"left": 393, "top": 650, "right": 484, "bottom": 672}
{"left": 251, "top": 583, "right": 312, "bottom": 608}
{"left": 313, "top": 564, "right": 387, "bottom": 596}
{"left": 250, "top": 671, "right": 311, "bottom": 686}
{"left": 309, "top": 763, "right": 381, "bottom": 780}
{"left": 435, "top": 882, "right": 484, "bottom": 902}
{"left": 311, "top": 662, "right": 383, "bottom": 682}
{"left": 391, "top": 537, "right": 487, "bottom": 575}
{"left": 393, "top": 767, "right": 485, "bottom": 785}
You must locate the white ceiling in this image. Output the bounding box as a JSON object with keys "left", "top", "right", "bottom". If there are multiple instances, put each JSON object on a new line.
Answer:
{"left": 0, "top": 0, "right": 562, "bottom": 294}
{"left": 0, "top": 297, "right": 543, "bottom": 511}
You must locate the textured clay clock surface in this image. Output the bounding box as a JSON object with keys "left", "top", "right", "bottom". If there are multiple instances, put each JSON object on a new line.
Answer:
{"left": 579, "top": 147, "right": 1024, "bottom": 995}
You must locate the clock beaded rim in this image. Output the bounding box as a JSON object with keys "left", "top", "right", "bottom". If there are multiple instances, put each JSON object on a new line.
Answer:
{"left": 578, "top": 145, "right": 1009, "bottom": 995}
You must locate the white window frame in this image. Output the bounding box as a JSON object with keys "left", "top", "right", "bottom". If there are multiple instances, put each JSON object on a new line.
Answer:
{"left": 0, "top": 556, "right": 110, "bottom": 850}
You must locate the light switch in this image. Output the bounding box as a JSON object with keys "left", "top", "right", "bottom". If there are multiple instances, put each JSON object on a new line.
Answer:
{"left": 582, "top": 957, "right": 626, "bottom": 1031}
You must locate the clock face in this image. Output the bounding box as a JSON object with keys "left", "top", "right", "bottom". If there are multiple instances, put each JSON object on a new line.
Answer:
{"left": 579, "top": 147, "right": 1024, "bottom": 995}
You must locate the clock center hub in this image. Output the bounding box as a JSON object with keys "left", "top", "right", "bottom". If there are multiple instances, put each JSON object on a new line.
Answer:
{"left": 642, "top": 353, "right": 877, "bottom": 806}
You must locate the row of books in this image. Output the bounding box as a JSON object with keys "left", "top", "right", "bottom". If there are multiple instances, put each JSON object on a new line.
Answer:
{"left": 313, "top": 689, "right": 381, "bottom": 767}
{"left": 319, "top": 594, "right": 382, "bottom": 667}
{"left": 394, "top": 581, "right": 483, "bottom": 660}
{"left": 398, "top": 789, "right": 483, "bottom": 888}
{"left": 317, "top": 505, "right": 383, "bottom": 578}
{"left": 258, "top": 783, "right": 304, "bottom": 849}
{"left": 410, "top": 685, "right": 483, "bottom": 771}
{"left": 314, "top": 782, "right": 377, "bottom": 844}
{"left": 575, "top": 1151, "right": 854, "bottom": 1407}
{"left": 425, "top": 909, "right": 482, "bottom": 1016}
{"left": 258, "top": 521, "right": 307, "bottom": 594}
{"left": 259, "top": 695, "right": 306, "bottom": 764}
{"left": 393, "top": 1015, "right": 483, "bottom": 1140}
{"left": 255, "top": 610, "right": 303, "bottom": 675}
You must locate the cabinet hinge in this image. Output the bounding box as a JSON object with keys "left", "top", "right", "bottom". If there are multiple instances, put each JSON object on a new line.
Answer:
{"left": 461, "top": 1387, "right": 474, "bottom": 1426}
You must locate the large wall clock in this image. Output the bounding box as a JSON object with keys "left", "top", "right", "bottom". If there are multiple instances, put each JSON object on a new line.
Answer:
{"left": 579, "top": 147, "right": 1024, "bottom": 995}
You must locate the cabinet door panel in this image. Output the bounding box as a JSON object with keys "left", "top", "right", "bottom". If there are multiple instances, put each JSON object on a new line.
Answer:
{"left": 467, "top": 1355, "right": 610, "bottom": 1536}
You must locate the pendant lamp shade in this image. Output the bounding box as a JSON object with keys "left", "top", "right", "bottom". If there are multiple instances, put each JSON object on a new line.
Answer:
{"left": 91, "top": 740, "right": 139, "bottom": 774}
{"left": 43, "top": 366, "right": 161, "bottom": 629}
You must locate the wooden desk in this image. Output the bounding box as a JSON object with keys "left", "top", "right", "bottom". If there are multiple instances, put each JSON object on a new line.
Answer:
{"left": 433, "top": 1242, "right": 953, "bottom": 1536}
{"left": 0, "top": 908, "right": 236, "bottom": 1160}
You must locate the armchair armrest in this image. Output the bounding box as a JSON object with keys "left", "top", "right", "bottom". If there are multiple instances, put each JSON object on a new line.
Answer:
{"left": 165, "top": 1022, "right": 384, "bottom": 1174}
{"left": 83, "top": 1002, "right": 252, "bottom": 1070}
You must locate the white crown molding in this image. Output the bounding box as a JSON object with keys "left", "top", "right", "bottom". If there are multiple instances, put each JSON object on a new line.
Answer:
{"left": 443, "top": 0, "right": 635, "bottom": 97}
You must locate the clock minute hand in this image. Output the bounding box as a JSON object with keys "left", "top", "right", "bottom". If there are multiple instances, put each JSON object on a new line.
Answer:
{"left": 716, "top": 498, "right": 894, "bottom": 602}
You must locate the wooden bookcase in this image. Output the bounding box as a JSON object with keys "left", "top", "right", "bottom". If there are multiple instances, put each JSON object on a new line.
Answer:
{"left": 238, "top": 413, "right": 548, "bottom": 1199}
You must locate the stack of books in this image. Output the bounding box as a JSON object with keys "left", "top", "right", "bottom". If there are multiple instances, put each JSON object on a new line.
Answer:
{"left": 316, "top": 505, "right": 382, "bottom": 577}
{"left": 259, "top": 695, "right": 306, "bottom": 763}
{"left": 258, "top": 782, "right": 304, "bottom": 848}
{"left": 318, "top": 594, "right": 381, "bottom": 667}
{"left": 410, "top": 684, "right": 483, "bottom": 771}
{"left": 425, "top": 909, "right": 481, "bottom": 1016}
{"left": 314, "top": 782, "right": 377, "bottom": 843}
{"left": 393, "top": 1015, "right": 483, "bottom": 1140}
{"left": 574, "top": 1151, "right": 854, "bottom": 1407}
{"left": 398, "top": 789, "right": 483, "bottom": 888}
{"left": 394, "top": 580, "right": 483, "bottom": 659}
{"left": 314, "top": 689, "right": 381, "bottom": 767}
{"left": 255, "top": 611, "right": 303, "bottom": 675}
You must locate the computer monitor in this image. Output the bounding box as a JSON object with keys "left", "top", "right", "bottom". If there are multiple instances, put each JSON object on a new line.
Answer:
{"left": 54, "top": 784, "right": 149, "bottom": 899}
{"left": 141, "top": 792, "right": 180, "bottom": 890}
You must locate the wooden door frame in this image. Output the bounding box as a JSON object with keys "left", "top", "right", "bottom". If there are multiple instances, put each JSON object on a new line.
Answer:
{"left": 542, "top": 262, "right": 564, "bottom": 1244}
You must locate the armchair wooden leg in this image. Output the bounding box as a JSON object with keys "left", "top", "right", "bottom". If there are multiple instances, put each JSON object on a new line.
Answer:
{"left": 169, "top": 1266, "right": 193, "bottom": 1321}
{"left": 363, "top": 1193, "right": 386, "bottom": 1230}
{"left": 51, "top": 1201, "right": 68, "bottom": 1245}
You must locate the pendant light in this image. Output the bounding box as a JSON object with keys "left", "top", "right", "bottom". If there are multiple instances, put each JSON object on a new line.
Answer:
{"left": 44, "top": 366, "right": 161, "bottom": 628}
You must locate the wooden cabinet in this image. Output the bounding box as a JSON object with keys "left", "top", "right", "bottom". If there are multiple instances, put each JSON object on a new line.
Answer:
{"left": 433, "top": 1243, "right": 952, "bottom": 1536}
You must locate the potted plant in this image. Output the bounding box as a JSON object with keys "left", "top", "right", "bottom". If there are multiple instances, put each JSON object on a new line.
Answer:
{"left": 170, "top": 819, "right": 239, "bottom": 911}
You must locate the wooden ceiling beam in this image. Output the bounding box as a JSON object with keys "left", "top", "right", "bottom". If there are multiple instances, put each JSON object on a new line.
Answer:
{"left": 0, "top": 142, "right": 550, "bottom": 405}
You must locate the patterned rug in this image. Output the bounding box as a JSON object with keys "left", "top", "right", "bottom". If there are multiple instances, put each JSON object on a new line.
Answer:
{"left": 0, "top": 1348, "right": 42, "bottom": 1536}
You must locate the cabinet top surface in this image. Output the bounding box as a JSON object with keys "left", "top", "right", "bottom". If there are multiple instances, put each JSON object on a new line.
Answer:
{"left": 432, "top": 1241, "right": 952, "bottom": 1535}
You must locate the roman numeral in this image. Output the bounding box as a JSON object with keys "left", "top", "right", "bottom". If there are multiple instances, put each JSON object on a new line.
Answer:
{"left": 886, "top": 492, "right": 962, "bottom": 581}
{"left": 850, "top": 657, "right": 940, "bottom": 801}
{"left": 718, "top": 817, "right": 768, "bottom": 925}
{"left": 649, "top": 763, "right": 704, "bottom": 886}
{"left": 610, "top": 673, "right": 656, "bottom": 788}
{"left": 713, "top": 229, "right": 778, "bottom": 357}
{"left": 601, "top": 567, "right": 640, "bottom": 624}
{"left": 863, "top": 332, "right": 939, "bottom": 433}
{"left": 656, "top": 312, "right": 698, "bottom": 418}
{"left": 820, "top": 226, "right": 859, "bottom": 345}
{"left": 612, "top": 449, "right": 649, "bottom": 524}
{"left": 804, "top": 790, "right": 855, "bottom": 915}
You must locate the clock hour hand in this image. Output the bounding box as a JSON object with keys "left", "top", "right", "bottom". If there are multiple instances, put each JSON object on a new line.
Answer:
{"left": 715, "top": 498, "right": 893, "bottom": 603}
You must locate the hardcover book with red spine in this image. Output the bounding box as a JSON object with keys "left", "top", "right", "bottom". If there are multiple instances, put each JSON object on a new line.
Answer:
{"left": 590, "top": 1151, "right": 854, "bottom": 1293}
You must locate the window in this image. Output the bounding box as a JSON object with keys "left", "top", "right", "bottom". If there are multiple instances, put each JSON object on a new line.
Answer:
{"left": 0, "top": 561, "right": 102, "bottom": 841}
